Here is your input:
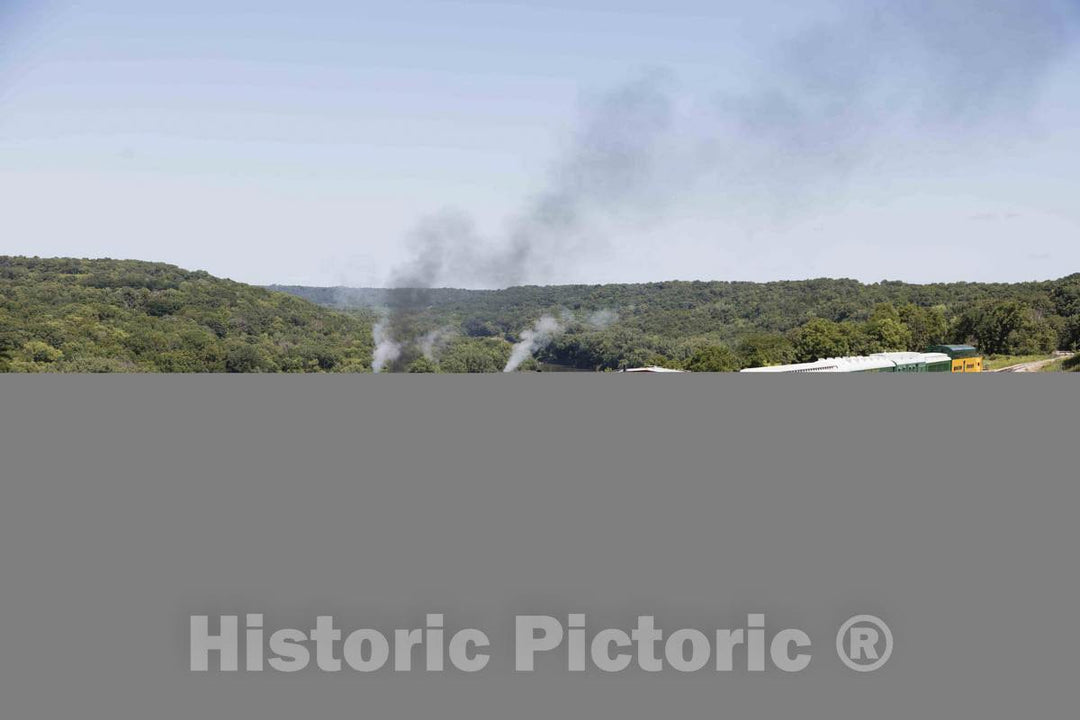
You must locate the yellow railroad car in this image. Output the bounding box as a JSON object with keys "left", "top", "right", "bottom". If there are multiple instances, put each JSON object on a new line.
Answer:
{"left": 928, "top": 345, "right": 983, "bottom": 373}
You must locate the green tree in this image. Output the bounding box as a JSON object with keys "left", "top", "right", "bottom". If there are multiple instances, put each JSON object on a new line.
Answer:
{"left": 735, "top": 333, "right": 795, "bottom": 368}
{"left": 1011, "top": 315, "right": 1058, "bottom": 354}
{"left": 23, "top": 340, "right": 64, "bottom": 364}
{"left": 0, "top": 326, "right": 18, "bottom": 372}
{"left": 791, "top": 318, "right": 849, "bottom": 362}
{"left": 956, "top": 301, "right": 1057, "bottom": 355}
{"left": 862, "top": 303, "right": 913, "bottom": 352}
{"left": 865, "top": 317, "right": 913, "bottom": 352}
{"left": 406, "top": 356, "right": 439, "bottom": 373}
{"left": 1062, "top": 316, "right": 1080, "bottom": 351}
{"left": 899, "top": 304, "right": 948, "bottom": 350}
{"left": 225, "top": 341, "right": 276, "bottom": 373}
{"left": 438, "top": 337, "right": 512, "bottom": 373}
{"left": 683, "top": 345, "right": 739, "bottom": 372}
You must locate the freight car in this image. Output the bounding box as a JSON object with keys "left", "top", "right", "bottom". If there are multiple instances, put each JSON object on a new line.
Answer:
{"left": 740, "top": 346, "right": 983, "bottom": 374}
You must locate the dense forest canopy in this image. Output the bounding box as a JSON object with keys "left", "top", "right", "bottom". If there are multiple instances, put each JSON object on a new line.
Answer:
{"left": 0, "top": 257, "right": 373, "bottom": 372}
{"left": 2, "top": 256, "right": 1078, "bottom": 372}
{"left": 274, "top": 275, "right": 1080, "bottom": 372}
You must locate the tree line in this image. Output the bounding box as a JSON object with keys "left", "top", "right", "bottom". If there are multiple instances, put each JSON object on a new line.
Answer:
{"left": 4, "top": 257, "right": 1079, "bottom": 373}
{"left": 285, "top": 275, "right": 1080, "bottom": 372}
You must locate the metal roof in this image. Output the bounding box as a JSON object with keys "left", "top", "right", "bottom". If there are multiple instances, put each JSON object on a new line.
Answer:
{"left": 872, "top": 352, "right": 932, "bottom": 365}
{"left": 741, "top": 351, "right": 952, "bottom": 374}
{"left": 920, "top": 352, "right": 952, "bottom": 364}
{"left": 621, "top": 366, "right": 687, "bottom": 373}
{"left": 741, "top": 355, "right": 894, "bottom": 373}
{"left": 929, "top": 345, "right": 976, "bottom": 352}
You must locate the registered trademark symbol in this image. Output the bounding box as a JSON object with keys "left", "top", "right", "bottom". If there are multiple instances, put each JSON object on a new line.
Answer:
{"left": 836, "top": 615, "right": 893, "bottom": 672}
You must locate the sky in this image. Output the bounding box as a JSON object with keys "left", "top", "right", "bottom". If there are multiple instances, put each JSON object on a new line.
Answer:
{"left": 2, "top": 0, "right": 1079, "bottom": 287}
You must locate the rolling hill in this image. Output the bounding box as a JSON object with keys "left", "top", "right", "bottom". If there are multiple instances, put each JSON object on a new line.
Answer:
{"left": 0, "top": 257, "right": 373, "bottom": 372}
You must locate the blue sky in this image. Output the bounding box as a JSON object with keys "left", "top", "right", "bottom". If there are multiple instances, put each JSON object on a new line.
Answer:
{"left": 2, "top": 0, "right": 1079, "bottom": 287}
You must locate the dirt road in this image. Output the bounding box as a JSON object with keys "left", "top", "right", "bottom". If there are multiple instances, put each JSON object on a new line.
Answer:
{"left": 993, "top": 352, "right": 1076, "bottom": 373}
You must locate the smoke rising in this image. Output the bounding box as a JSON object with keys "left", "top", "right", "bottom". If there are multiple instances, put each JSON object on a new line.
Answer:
{"left": 371, "top": 73, "right": 674, "bottom": 369}
{"left": 388, "top": 72, "right": 675, "bottom": 292}
{"left": 372, "top": 0, "right": 1080, "bottom": 369}
{"left": 385, "top": 0, "right": 1078, "bottom": 286}
{"left": 707, "top": 0, "right": 1080, "bottom": 194}
{"left": 371, "top": 316, "right": 401, "bottom": 373}
{"left": 419, "top": 327, "right": 455, "bottom": 361}
{"left": 504, "top": 316, "right": 564, "bottom": 372}
{"left": 586, "top": 309, "right": 620, "bottom": 330}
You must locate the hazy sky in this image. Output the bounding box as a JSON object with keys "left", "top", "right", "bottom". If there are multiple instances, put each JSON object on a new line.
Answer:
{"left": 2, "top": 0, "right": 1079, "bottom": 287}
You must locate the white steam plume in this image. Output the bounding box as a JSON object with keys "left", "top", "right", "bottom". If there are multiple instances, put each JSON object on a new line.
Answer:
{"left": 371, "top": 316, "right": 402, "bottom": 373}
{"left": 587, "top": 308, "right": 619, "bottom": 329}
{"left": 419, "top": 327, "right": 456, "bottom": 361}
{"left": 504, "top": 315, "right": 564, "bottom": 372}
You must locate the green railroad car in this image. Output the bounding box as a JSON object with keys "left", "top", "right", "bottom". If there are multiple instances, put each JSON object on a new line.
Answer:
{"left": 741, "top": 351, "right": 961, "bottom": 374}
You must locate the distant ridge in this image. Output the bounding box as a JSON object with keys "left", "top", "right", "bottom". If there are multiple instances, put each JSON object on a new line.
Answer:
{"left": 271, "top": 275, "right": 1080, "bottom": 371}
{"left": 265, "top": 285, "right": 496, "bottom": 308}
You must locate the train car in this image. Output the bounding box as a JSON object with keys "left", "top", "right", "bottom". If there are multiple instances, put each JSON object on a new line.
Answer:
{"left": 739, "top": 355, "right": 896, "bottom": 373}
{"left": 926, "top": 345, "right": 983, "bottom": 373}
{"left": 875, "top": 351, "right": 953, "bottom": 372}
{"left": 740, "top": 351, "right": 958, "bottom": 374}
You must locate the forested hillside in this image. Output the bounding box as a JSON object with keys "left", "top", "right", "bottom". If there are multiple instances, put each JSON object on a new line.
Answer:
{"left": 275, "top": 275, "right": 1080, "bottom": 371}
{"left": 3, "top": 256, "right": 1077, "bottom": 373}
{"left": 0, "top": 257, "right": 373, "bottom": 372}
